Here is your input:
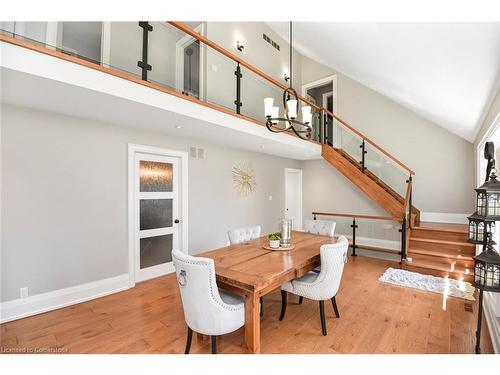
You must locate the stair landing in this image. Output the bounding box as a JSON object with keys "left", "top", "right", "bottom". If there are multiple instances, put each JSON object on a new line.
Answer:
{"left": 406, "top": 222, "right": 475, "bottom": 282}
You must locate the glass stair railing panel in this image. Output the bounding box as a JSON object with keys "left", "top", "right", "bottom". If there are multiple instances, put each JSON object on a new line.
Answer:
{"left": 337, "top": 122, "right": 363, "bottom": 163}
{"left": 325, "top": 217, "right": 401, "bottom": 251}
{"left": 364, "top": 142, "right": 409, "bottom": 198}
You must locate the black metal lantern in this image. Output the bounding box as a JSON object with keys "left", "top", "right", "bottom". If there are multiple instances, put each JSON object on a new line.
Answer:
{"left": 474, "top": 241, "right": 500, "bottom": 292}
{"left": 473, "top": 233, "right": 500, "bottom": 354}
{"left": 474, "top": 171, "right": 500, "bottom": 220}
{"left": 472, "top": 142, "right": 500, "bottom": 354}
{"left": 467, "top": 213, "right": 495, "bottom": 244}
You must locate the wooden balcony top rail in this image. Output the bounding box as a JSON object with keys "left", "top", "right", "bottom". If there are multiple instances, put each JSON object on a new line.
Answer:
{"left": 312, "top": 211, "right": 396, "bottom": 222}
{"left": 169, "top": 21, "right": 415, "bottom": 176}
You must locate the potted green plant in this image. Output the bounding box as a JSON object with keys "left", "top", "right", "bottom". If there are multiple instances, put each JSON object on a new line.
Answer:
{"left": 268, "top": 232, "right": 281, "bottom": 249}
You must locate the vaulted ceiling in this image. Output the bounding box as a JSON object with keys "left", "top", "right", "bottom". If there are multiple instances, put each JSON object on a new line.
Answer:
{"left": 267, "top": 22, "right": 500, "bottom": 142}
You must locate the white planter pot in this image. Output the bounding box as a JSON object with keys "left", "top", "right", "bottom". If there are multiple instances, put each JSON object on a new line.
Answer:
{"left": 269, "top": 239, "right": 280, "bottom": 248}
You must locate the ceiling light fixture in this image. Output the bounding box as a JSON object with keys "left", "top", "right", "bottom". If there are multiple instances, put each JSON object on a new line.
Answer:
{"left": 264, "top": 22, "right": 312, "bottom": 140}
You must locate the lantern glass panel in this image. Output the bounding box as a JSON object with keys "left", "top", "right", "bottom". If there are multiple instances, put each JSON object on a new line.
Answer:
{"left": 485, "top": 264, "right": 500, "bottom": 288}
{"left": 486, "top": 264, "right": 498, "bottom": 287}
{"left": 475, "top": 263, "right": 485, "bottom": 285}
{"left": 487, "top": 193, "right": 500, "bottom": 216}
{"left": 469, "top": 221, "right": 476, "bottom": 241}
{"left": 478, "top": 222, "right": 485, "bottom": 242}
{"left": 477, "top": 192, "right": 487, "bottom": 215}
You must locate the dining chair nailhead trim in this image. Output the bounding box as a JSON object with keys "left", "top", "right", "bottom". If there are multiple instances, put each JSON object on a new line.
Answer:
{"left": 173, "top": 253, "right": 243, "bottom": 312}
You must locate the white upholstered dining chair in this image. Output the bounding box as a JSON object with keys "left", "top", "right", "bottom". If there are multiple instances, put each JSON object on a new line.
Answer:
{"left": 279, "top": 236, "right": 349, "bottom": 336}
{"left": 172, "top": 250, "right": 245, "bottom": 354}
{"left": 303, "top": 219, "right": 336, "bottom": 237}
{"left": 227, "top": 225, "right": 265, "bottom": 317}
{"left": 227, "top": 225, "right": 262, "bottom": 245}
{"left": 302, "top": 219, "right": 336, "bottom": 283}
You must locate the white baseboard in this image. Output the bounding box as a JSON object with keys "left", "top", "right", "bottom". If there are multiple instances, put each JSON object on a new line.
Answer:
{"left": 484, "top": 292, "right": 500, "bottom": 354}
{"left": 0, "top": 274, "right": 130, "bottom": 324}
{"left": 420, "top": 212, "right": 468, "bottom": 224}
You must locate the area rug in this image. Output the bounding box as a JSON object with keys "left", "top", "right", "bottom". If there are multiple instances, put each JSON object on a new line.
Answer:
{"left": 379, "top": 267, "right": 475, "bottom": 301}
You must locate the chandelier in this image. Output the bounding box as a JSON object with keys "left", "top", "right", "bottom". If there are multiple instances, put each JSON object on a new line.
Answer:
{"left": 264, "top": 22, "right": 312, "bottom": 140}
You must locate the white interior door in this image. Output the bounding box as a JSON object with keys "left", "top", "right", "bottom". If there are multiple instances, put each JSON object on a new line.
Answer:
{"left": 134, "top": 153, "right": 180, "bottom": 282}
{"left": 285, "top": 168, "right": 303, "bottom": 230}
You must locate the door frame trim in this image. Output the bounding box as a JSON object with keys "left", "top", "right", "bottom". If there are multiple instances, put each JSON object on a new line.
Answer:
{"left": 284, "top": 167, "right": 303, "bottom": 231}
{"left": 301, "top": 74, "right": 338, "bottom": 114}
{"left": 127, "top": 143, "right": 189, "bottom": 288}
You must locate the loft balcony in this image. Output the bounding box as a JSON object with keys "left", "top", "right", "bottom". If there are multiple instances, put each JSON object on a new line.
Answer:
{"left": 0, "top": 21, "right": 322, "bottom": 160}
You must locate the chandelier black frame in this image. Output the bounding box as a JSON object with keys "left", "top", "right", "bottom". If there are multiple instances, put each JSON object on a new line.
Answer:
{"left": 265, "top": 22, "right": 312, "bottom": 140}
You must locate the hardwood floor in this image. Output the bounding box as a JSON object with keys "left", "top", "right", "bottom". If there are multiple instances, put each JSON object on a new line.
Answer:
{"left": 0, "top": 256, "right": 494, "bottom": 354}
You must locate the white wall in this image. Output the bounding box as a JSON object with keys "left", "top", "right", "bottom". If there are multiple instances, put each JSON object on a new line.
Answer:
{"left": 300, "top": 55, "right": 475, "bottom": 216}
{"left": 1, "top": 104, "right": 300, "bottom": 302}
{"left": 205, "top": 22, "right": 303, "bottom": 121}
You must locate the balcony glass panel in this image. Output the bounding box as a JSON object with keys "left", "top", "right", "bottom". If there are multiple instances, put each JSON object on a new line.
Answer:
{"left": 60, "top": 22, "right": 102, "bottom": 63}
{"left": 205, "top": 47, "right": 238, "bottom": 112}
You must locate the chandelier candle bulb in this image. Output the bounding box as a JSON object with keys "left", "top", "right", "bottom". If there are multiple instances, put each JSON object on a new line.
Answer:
{"left": 264, "top": 98, "right": 274, "bottom": 117}
{"left": 287, "top": 99, "right": 298, "bottom": 119}
{"left": 301, "top": 106, "right": 312, "bottom": 124}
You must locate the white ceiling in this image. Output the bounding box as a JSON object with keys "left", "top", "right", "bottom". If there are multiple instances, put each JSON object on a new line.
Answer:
{"left": 267, "top": 22, "right": 500, "bottom": 142}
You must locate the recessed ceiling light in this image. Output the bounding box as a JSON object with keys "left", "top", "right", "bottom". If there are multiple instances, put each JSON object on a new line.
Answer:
{"left": 175, "top": 125, "right": 182, "bottom": 129}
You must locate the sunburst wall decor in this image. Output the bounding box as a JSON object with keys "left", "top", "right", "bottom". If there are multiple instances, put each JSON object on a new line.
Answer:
{"left": 232, "top": 163, "right": 257, "bottom": 197}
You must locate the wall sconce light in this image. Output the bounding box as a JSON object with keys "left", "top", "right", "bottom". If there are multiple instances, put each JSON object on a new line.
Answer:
{"left": 284, "top": 72, "right": 290, "bottom": 82}
{"left": 236, "top": 41, "right": 245, "bottom": 52}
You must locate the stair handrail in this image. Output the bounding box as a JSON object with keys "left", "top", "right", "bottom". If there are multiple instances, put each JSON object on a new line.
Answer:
{"left": 168, "top": 21, "right": 415, "bottom": 176}
{"left": 311, "top": 212, "right": 394, "bottom": 221}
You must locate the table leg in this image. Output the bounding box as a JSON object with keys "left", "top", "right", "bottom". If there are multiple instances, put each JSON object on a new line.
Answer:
{"left": 244, "top": 291, "right": 260, "bottom": 354}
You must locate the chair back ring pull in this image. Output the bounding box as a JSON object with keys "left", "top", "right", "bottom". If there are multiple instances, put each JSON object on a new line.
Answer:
{"left": 178, "top": 270, "right": 187, "bottom": 286}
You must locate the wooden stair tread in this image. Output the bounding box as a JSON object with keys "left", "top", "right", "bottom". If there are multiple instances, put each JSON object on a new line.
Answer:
{"left": 410, "top": 237, "right": 474, "bottom": 247}
{"left": 413, "top": 222, "right": 468, "bottom": 234}
{"left": 407, "top": 247, "right": 474, "bottom": 261}
{"left": 406, "top": 259, "right": 473, "bottom": 275}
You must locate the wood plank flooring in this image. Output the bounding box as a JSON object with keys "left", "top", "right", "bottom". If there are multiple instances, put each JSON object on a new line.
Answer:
{"left": 0, "top": 256, "right": 494, "bottom": 354}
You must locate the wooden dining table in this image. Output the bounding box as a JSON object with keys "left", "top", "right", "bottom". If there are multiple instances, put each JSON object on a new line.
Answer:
{"left": 199, "top": 230, "right": 339, "bottom": 354}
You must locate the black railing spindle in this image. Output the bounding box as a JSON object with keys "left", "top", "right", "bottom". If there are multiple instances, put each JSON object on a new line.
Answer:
{"left": 234, "top": 62, "right": 242, "bottom": 114}
{"left": 351, "top": 218, "right": 358, "bottom": 256}
{"left": 400, "top": 216, "right": 407, "bottom": 263}
{"left": 137, "top": 22, "right": 153, "bottom": 81}
{"left": 360, "top": 140, "right": 367, "bottom": 172}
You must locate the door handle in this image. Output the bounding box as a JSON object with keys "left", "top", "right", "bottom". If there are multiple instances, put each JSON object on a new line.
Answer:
{"left": 174, "top": 219, "right": 180, "bottom": 224}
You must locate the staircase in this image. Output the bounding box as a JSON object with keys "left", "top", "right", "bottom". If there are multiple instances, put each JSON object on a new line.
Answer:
{"left": 321, "top": 141, "right": 473, "bottom": 282}
{"left": 406, "top": 223, "right": 475, "bottom": 282}
{"left": 321, "top": 144, "right": 420, "bottom": 224}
